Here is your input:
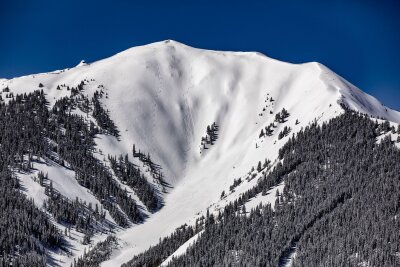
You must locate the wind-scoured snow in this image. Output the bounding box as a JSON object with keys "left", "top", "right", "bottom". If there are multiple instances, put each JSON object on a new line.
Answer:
{"left": 1, "top": 40, "right": 399, "bottom": 266}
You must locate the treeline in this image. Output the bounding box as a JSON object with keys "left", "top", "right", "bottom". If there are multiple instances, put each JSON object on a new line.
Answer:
{"left": 123, "top": 111, "right": 400, "bottom": 267}
{"left": 167, "top": 204, "right": 277, "bottom": 266}
{"left": 50, "top": 95, "right": 142, "bottom": 226}
{"left": 122, "top": 223, "right": 202, "bottom": 267}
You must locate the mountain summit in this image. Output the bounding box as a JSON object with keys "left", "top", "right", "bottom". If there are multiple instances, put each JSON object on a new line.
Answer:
{"left": 0, "top": 41, "right": 399, "bottom": 266}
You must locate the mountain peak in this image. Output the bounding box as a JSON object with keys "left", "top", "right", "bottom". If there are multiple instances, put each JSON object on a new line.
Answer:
{"left": 1, "top": 41, "right": 400, "bottom": 267}
{"left": 3, "top": 40, "right": 399, "bottom": 126}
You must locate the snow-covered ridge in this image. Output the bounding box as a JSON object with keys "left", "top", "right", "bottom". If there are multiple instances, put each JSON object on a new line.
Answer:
{"left": 1, "top": 40, "right": 399, "bottom": 266}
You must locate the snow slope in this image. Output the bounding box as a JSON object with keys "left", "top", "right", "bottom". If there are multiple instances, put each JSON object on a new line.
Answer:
{"left": 1, "top": 40, "right": 399, "bottom": 266}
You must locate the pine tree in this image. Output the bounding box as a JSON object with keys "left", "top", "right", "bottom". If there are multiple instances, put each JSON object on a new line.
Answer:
{"left": 257, "top": 161, "right": 262, "bottom": 172}
{"left": 259, "top": 129, "right": 264, "bottom": 138}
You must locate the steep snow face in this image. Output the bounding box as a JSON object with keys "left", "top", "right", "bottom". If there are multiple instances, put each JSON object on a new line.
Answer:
{"left": 318, "top": 64, "right": 400, "bottom": 122}
{"left": 1, "top": 40, "right": 399, "bottom": 266}
{"left": 3, "top": 40, "right": 398, "bottom": 185}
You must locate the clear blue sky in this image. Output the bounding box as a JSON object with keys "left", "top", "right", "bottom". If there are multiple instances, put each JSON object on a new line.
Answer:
{"left": 1, "top": 0, "right": 399, "bottom": 109}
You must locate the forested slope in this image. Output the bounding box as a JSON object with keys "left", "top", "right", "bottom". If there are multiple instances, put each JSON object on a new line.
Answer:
{"left": 123, "top": 111, "right": 400, "bottom": 267}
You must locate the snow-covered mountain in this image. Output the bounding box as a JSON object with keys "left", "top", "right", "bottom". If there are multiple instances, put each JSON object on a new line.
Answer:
{"left": 1, "top": 40, "right": 399, "bottom": 266}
